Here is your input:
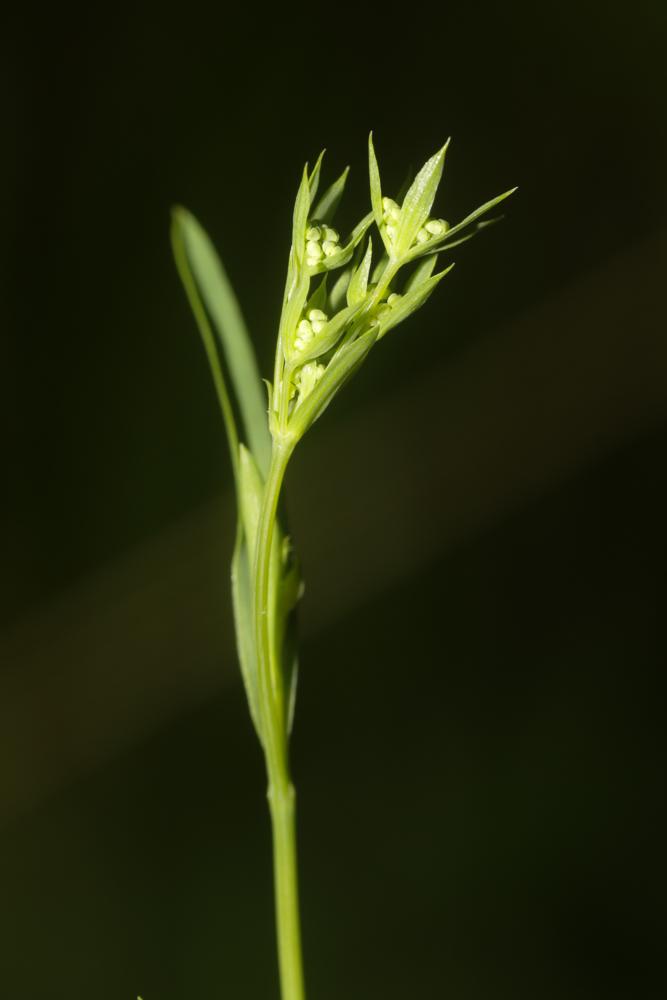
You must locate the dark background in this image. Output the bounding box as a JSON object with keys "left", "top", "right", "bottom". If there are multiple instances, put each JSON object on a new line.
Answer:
{"left": 2, "top": 3, "right": 666, "bottom": 998}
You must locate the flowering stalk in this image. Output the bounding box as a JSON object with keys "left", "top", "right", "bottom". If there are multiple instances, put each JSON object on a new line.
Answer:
{"left": 172, "top": 134, "right": 515, "bottom": 1000}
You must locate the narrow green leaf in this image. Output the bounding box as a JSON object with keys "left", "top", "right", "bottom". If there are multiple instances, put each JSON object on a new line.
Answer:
{"left": 231, "top": 532, "right": 264, "bottom": 744}
{"left": 292, "top": 165, "right": 312, "bottom": 266}
{"left": 406, "top": 229, "right": 478, "bottom": 261}
{"left": 404, "top": 254, "right": 438, "bottom": 292}
{"left": 347, "top": 238, "right": 373, "bottom": 307}
{"left": 171, "top": 207, "right": 271, "bottom": 477}
{"left": 412, "top": 187, "right": 517, "bottom": 259}
{"left": 371, "top": 251, "right": 390, "bottom": 285}
{"left": 238, "top": 445, "right": 264, "bottom": 562}
{"left": 368, "top": 132, "right": 384, "bottom": 234}
{"left": 306, "top": 276, "right": 328, "bottom": 315}
{"left": 308, "top": 150, "right": 326, "bottom": 202}
{"left": 283, "top": 623, "right": 299, "bottom": 734}
{"left": 396, "top": 165, "right": 415, "bottom": 203}
{"left": 395, "top": 139, "right": 450, "bottom": 256}
{"left": 171, "top": 209, "right": 240, "bottom": 485}
{"left": 289, "top": 329, "right": 377, "bottom": 437}
{"left": 312, "top": 166, "right": 349, "bottom": 223}
{"left": 377, "top": 264, "right": 455, "bottom": 338}
{"left": 279, "top": 268, "right": 310, "bottom": 361}
{"left": 329, "top": 264, "right": 353, "bottom": 312}
{"left": 452, "top": 187, "right": 517, "bottom": 233}
{"left": 275, "top": 544, "right": 303, "bottom": 734}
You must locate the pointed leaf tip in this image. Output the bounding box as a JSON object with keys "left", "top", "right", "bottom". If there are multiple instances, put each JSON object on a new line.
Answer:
{"left": 394, "top": 142, "right": 448, "bottom": 255}
{"left": 368, "top": 133, "right": 384, "bottom": 241}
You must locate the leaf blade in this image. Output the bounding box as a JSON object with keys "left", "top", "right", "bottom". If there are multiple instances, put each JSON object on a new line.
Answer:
{"left": 312, "top": 166, "right": 349, "bottom": 223}
{"left": 231, "top": 531, "right": 264, "bottom": 744}
{"left": 346, "top": 237, "right": 373, "bottom": 307}
{"left": 368, "top": 133, "right": 385, "bottom": 236}
{"left": 395, "top": 140, "right": 449, "bottom": 256}
{"left": 171, "top": 207, "right": 272, "bottom": 476}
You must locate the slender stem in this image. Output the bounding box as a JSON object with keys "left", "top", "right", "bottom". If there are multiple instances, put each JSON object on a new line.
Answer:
{"left": 253, "top": 436, "right": 305, "bottom": 1000}
{"left": 251, "top": 254, "right": 399, "bottom": 1000}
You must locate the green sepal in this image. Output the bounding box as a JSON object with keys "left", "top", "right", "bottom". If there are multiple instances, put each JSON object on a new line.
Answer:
{"left": 346, "top": 237, "right": 373, "bottom": 307}
{"left": 312, "top": 166, "right": 349, "bottom": 223}
{"left": 394, "top": 139, "right": 449, "bottom": 258}
{"left": 376, "top": 264, "right": 455, "bottom": 339}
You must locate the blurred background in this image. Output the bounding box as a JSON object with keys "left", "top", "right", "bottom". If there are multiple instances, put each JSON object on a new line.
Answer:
{"left": 2, "top": 3, "right": 666, "bottom": 997}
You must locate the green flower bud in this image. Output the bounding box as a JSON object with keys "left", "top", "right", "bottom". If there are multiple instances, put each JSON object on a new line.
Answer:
{"left": 387, "top": 293, "right": 401, "bottom": 307}
{"left": 296, "top": 361, "right": 326, "bottom": 403}
{"left": 308, "top": 309, "right": 328, "bottom": 323}
{"left": 322, "top": 240, "right": 338, "bottom": 257}
{"left": 425, "top": 219, "right": 448, "bottom": 236}
{"left": 306, "top": 241, "right": 323, "bottom": 260}
{"left": 322, "top": 226, "right": 339, "bottom": 243}
{"left": 382, "top": 197, "right": 401, "bottom": 222}
{"left": 306, "top": 225, "right": 322, "bottom": 242}
{"left": 416, "top": 228, "right": 430, "bottom": 244}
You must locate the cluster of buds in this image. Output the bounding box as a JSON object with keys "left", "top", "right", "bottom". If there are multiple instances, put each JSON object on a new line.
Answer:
{"left": 305, "top": 224, "right": 340, "bottom": 268}
{"left": 295, "top": 361, "right": 325, "bottom": 402}
{"left": 382, "top": 197, "right": 450, "bottom": 250}
{"left": 270, "top": 135, "right": 515, "bottom": 438}
{"left": 294, "top": 309, "right": 329, "bottom": 352}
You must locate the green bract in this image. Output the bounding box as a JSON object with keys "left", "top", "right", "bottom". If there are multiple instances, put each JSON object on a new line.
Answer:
{"left": 172, "top": 134, "right": 515, "bottom": 1000}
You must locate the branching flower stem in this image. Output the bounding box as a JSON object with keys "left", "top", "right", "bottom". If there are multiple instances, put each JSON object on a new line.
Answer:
{"left": 172, "top": 134, "right": 514, "bottom": 1000}
{"left": 257, "top": 251, "right": 430, "bottom": 1000}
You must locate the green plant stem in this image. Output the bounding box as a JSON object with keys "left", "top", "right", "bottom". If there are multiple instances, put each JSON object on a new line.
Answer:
{"left": 253, "top": 436, "right": 305, "bottom": 1000}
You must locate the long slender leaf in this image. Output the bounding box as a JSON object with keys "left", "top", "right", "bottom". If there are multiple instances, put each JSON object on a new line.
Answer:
{"left": 346, "top": 238, "right": 373, "bottom": 306}
{"left": 290, "top": 329, "right": 377, "bottom": 436}
{"left": 293, "top": 165, "right": 312, "bottom": 267}
{"left": 368, "top": 133, "right": 385, "bottom": 235}
{"left": 404, "top": 253, "right": 438, "bottom": 292}
{"left": 231, "top": 531, "right": 264, "bottom": 744}
{"left": 312, "top": 166, "right": 349, "bottom": 223}
{"left": 377, "top": 264, "right": 455, "bottom": 338}
{"left": 172, "top": 207, "right": 272, "bottom": 477}
{"left": 414, "top": 187, "right": 517, "bottom": 258}
{"left": 308, "top": 150, "right": 326, "bottom": 202}
{"left": 395, "top": 140, "right": 449, "bottom": 256}
{"left": 171, "top": 209, "right": 240, "bottom": 485}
